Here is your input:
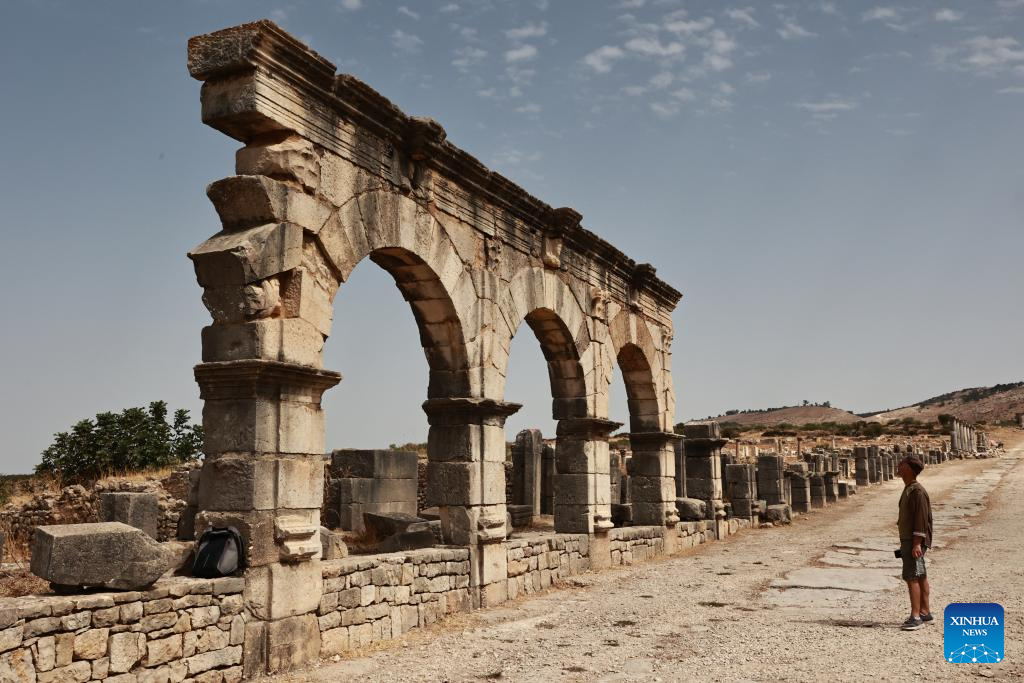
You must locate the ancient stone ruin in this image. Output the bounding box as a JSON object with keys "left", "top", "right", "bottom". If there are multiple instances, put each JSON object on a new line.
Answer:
{"left": 0, "top": 20, "right": 1002, "bottom": 683}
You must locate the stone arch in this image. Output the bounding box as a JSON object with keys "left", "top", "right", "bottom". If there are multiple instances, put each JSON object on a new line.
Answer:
{"left": 495, "top": 267, "right": 591, "bottom": 418}
{"left": 608, "top": 308, "right": 665, "bottom": 432}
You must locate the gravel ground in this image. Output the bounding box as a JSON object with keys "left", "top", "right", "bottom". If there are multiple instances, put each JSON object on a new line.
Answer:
{"left": 278, "top": 444, "right": 1024, "bottom": 683}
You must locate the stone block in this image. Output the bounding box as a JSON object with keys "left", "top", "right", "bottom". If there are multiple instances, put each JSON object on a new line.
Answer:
{"left": 201, "top": 319, "right": 324, "bottom": 367}
{"left": 31, "top": 523, "right": 172, "bottom": 591}
{"left": 765, "top": 505, "right": 792, "bottom": 525}
{"left": 265, "top": 615, "right": 319, "bottom": 674}
{"left": 198, "top": 454, "right": 323, "bottom": 511}
{"left": 100, "top": 493, "right": 160, "bottom": 539}
{"left": 244, "top": 561, "right": 323, "bottom": 621}
{"left": 108, "top": 632, "right": 145, "bottom": 673}
{"left": 675, "top": 498, "right": 706, "bottom": 521}
{"left": 374, "top": 528, "right": 436, "bottom": 553}
{"left": 0, "top": 650, "right": 35, "bottom": 683}
{"left": 189, "top": 222, "right": 303, "bottom": 288}
{"left": 320, "top": 527, "right": 348, "bottom": 560}
{"left": 362, "top": 512, "right": 426, "bottom": 540}
{"left": 201, "top": 396, "right": 325, "bottom": 456}
{"left": 330, "top": 449, "right": 418, "bottom": 479}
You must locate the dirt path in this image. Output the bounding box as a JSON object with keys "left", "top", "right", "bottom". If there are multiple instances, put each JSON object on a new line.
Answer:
{"left": 280, "top": 447, "right": 1024, "bottom": 682}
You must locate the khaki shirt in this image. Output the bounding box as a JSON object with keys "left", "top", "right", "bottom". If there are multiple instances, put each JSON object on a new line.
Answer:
{"left": 898, "top": 480, "right": 933, "bottom": 547}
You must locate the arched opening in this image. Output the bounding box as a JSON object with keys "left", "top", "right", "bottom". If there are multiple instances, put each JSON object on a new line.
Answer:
{"left": 320, "top": 245, "right": 472, "bottom": 538}
{"left": 617, "top": 342, "right": 661, "bottom": 433}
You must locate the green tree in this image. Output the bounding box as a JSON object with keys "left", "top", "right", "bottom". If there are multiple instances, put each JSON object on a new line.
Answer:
{"left": 36, "top": 402, "right": 203, "bottom": 483}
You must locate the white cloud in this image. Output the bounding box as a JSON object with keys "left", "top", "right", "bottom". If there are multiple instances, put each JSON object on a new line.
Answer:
{"left": 455, "top": 25, "right": 478, "bottom": 42}
{"left": 672, "top": 87, "right": 696, "bottom": 101}
{"left": 515, "top": 103, "right": 542, "bottom": 114}
{"left": 649, "top": 71, "right": 674, "bottom": 89}
{"left": 778, "top": 19, "right": 816, "bottom": 40}
{"left": 819, "top": 2, "right": 841, "bottom": 16}
{"left": 725, "top": 7, "right": 759, "bottom": 28}
{"left": 398, "top": 6, "right": 419, "bottom": 20}
{"left": 862, "top": 7, "right": 899, "bottom": 22}
{"left": 997, "top": 85, "right": 1024, "bottom": 93}
{"left": 650, "top": 101, "right": 681, "bottom": 118}
{"left": 998, "top": 0, "right": 1024, "bottom": 8}
{"left": 709, "top": 95, "right": 733, "bottom": 110}
{"left": 934, "top": 8, "right": 963, "bottom": 22}
{"left": 505, "top": 44, "right": 538, "bottom": 63}
{"left": 625, "top": 37, "right": 685, "bottom": 58}
{"left": 962, "top": 36, "right": 1024, "bottom": 69}
{"left": 583, "top": 45, "right": 626, "bottom": 73}
{"left": 703, "top": 29, "right": 737, "bottom": 71}
{"left": 452, "top": 46, "right": 487, "bottom": 72}
{"left": 796, "top": 98, "right": 857, "bottom": 120}
{"left": 619, "top": 0, "right": 648, "bottom": 8}
{"left": 745, "top": 71, "right": 772, "bottom": 83}
{"left": 477, "top": 87, "right": 498, "bottom": 99}
{"left": 718, "top": 82, "right": 736, "bottom": 95}
{"left": 506, "top": 22, "right": 548, "bottom": 40}
{"left": 339, "top": 0, "right": 361, "bottom": 10}
{"left": 665, "top": 16, "right": 715, "bottom": 35}
{"left": 439, "top": 3, "right": 460, "bottom": 13}
{"left": 391, "top": 29, "right": 423, "bottom": 54}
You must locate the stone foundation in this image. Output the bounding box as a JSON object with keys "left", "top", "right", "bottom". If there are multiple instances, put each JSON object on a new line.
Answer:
{"left": 0, "top": 577, "right": 245, "bottom": 683}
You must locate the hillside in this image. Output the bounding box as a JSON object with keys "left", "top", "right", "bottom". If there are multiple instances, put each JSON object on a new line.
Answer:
{"left": 707, "top": 405, "right": 863, "bottom": 427}
{"left": 869, "top": 382, "right": 1024, "bottom": 425}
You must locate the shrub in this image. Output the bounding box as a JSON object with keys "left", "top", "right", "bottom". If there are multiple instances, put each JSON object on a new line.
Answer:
{"left": 35, "top": 402, "right": 203, "bottom": 484}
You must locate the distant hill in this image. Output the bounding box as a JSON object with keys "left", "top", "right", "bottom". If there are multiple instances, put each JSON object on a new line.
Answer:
{"left": 705, "top": 405, "right": 863, "bottom": 427}
{"left": 868, "top": 382, "right": 1024, "bottom": 425}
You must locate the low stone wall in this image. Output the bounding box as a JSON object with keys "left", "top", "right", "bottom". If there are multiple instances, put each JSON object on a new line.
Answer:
{"left": 317, "top": 548, "right": 472, "bottom": 657}
{"left": 505, "top": 534, "right": 591, "bottom": 600}
{"left": 0, "top": 576, "right": 245, "bottom": 683}
{"left": 608, "top": 526, "right": 667, "bottom": 564}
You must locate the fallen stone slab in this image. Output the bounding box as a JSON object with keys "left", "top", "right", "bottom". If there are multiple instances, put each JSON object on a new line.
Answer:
{"left": 363, "top": 512, "right": 427, "bottom": 540}
{"left": 373, "top": 527, "right": 436, "bottom": 553}
{"left": 764, "top": 504, "right": 792, "bottom": 525}
{"left": 675, "top": 497, "right": 706, "bottom": 522}
{"left": 31, "top": 522, "right": 173, "bottom": 591}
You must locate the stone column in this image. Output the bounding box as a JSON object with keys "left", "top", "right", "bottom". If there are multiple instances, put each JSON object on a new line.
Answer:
{"left": 809, "top": 474, "right": 827, "bottom": 508}
{"left": 194, "top": 360, "right": 340, "bottom": 676}
{"left": 788, "top": 464, "right": 811, "bottom": 513}
{"left": 511, "top": 429, "right": 544, "bottom": 515}
{"left": 422, "top": 397, "right": 521, "bottom": 606}
{"left": 854, "top": 446, "right": 869, "bottom": 486}
{"left": 725, "top": 463, "right": 756, "bottom": 520}
{"left": 683, "top": 422, "right": 725, "bottom": 531}
{"left": 756, "top": 454, "right": 786, "bottom": 506}
{"left": 554, "top": 417, "right": 621, "bottom": 534}
{"left": 823, "top": 472, "right": 839, "bottom": 503}
{"left": 673, "top": 438, "right": 686, "bottom": 498}
{"left": 628, "top": 430, "right": 683, "bottom": 528}
{"left": 541, "top": 444, "right": 555, "bottom": 514}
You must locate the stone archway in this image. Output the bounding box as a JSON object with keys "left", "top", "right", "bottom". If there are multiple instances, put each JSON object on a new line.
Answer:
{"left": 186, "top": 20, "right": 682, "bottom": 675}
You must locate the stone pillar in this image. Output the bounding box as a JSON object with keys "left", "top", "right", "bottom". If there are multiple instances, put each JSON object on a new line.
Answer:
{"left": 422, "top": 397, "right": 521, "bottom": 607}
{"left": 854, "top": 446, "right": 869, "bottom": 486}
{"left": 823, "top": 472, "right": 839, "bottom": 503}
{"left": 673, "top": 439, "right": 686, "bottom": 498}
{"left": 867, "top": 446, "right": 880, "bottom": 483}
{"left": 511, "top": 429, "right": 543, "bottom": 515}
{"left": 809, "top": 474, "right": 827, "bottom": 508}
{"left": 788, "top": 465, "right": 811, "bottom": 513}
{"left": 554, "top": 417, "right": 621, "bottom": 534}
{"left": 756, "top": 454, "right": 786, "bottom": 507}
{"left": 194, "top": 360, "right": 340, "bottom": 676}
{"left": 628, "top": 430, "right": 683, "bottom": 528}
{"left": 541, "top": 444, "right": 555, "bottom": 514}
{"left": 609, "top": 450, "right": 622, "bottom": 505}
{"left": 725, "top": 463, "right": 756, "bottom": 520}
{"left": 683, "top": 423, "right": 726, "bottom": 527}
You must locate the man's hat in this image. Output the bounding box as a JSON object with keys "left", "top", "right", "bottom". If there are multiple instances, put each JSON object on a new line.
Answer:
{"left": 900, "top": 455, "right": 925, "bottom": 474}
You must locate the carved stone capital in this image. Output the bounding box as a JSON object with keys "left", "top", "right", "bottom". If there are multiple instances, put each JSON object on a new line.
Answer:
{"left": 556, "top": 417, "right": 623, "bottom": 439}
{"left": 421, "top": 397, "right": 522, "bottom": 427}
{"left": 194, "top": 359, "right": 341, "bottom": 402}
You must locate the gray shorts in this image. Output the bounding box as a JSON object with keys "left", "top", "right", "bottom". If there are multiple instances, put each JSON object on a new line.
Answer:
{"left": 900, "top": 539, "right": 927, "bottom": 581}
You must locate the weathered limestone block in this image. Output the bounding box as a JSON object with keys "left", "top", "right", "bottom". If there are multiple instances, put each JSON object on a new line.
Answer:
{"left": 201, "top": 319, "right": 324, "bottom": 367}
{"left": 765, "top": 504, "right": 792, "bottom": 525}
{"left": 100, "top": 492, "right": 160, "bottom": 539}
{"left": 236, "top": 136, "right": 320, "bottom": 193}
{"left": 320, "top": 527, "right": 348, "bottom": 560}
{"left": 206, "top": 175, "right": 329, "bottom": 232}
{"left": 190, "top": 222, "right": 303, "bottom": 288}
{"left": 511, "top": 429, "right": 543, "bottom": 515}
{"left": 675, "top": 497, "right": 706, "bottom": 521}
{"left": 31, "top": 523, "right": 172, "bottom": 590}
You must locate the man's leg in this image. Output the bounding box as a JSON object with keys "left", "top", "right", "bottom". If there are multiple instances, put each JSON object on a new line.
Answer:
{"left": 920, "top": 576, "right": 931, "bottom": 616}
{"left": 906, "top": 579, "right": 922, "bottom": 617}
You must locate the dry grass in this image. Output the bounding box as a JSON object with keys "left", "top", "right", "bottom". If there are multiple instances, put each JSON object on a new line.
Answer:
{"left": 0, "top": 565, "right": 49, "bottom": 598}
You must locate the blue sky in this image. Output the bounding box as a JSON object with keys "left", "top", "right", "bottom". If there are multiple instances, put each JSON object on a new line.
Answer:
{"left": 1, "top": 0, "right": 1022, "bottom": 473}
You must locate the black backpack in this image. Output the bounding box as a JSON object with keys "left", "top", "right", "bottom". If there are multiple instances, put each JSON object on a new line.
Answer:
{"left": 192, "top": 527, "right": 246, "bottom": 578}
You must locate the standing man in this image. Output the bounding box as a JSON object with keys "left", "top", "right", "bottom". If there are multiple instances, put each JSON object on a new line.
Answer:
{"left": 897, "top": 454, "right": 934, "bottom": 631}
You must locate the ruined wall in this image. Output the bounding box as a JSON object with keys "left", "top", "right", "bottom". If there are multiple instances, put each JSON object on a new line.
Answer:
{"left": 317, "top": 549, "right": 472, "bottom": 657}
{"left": 0, "top": 577, "right": 245, "bottom": 683}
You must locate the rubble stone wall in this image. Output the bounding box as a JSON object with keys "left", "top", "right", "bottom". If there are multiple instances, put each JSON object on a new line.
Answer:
{"left": 317, "top": 549, "right": 472, "bottom": 657}
{"left": 0, "top": 576, "right": 245, "bottom": 683}
{"left": 505, "top": 535, "right": 591, "bottom": 601}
